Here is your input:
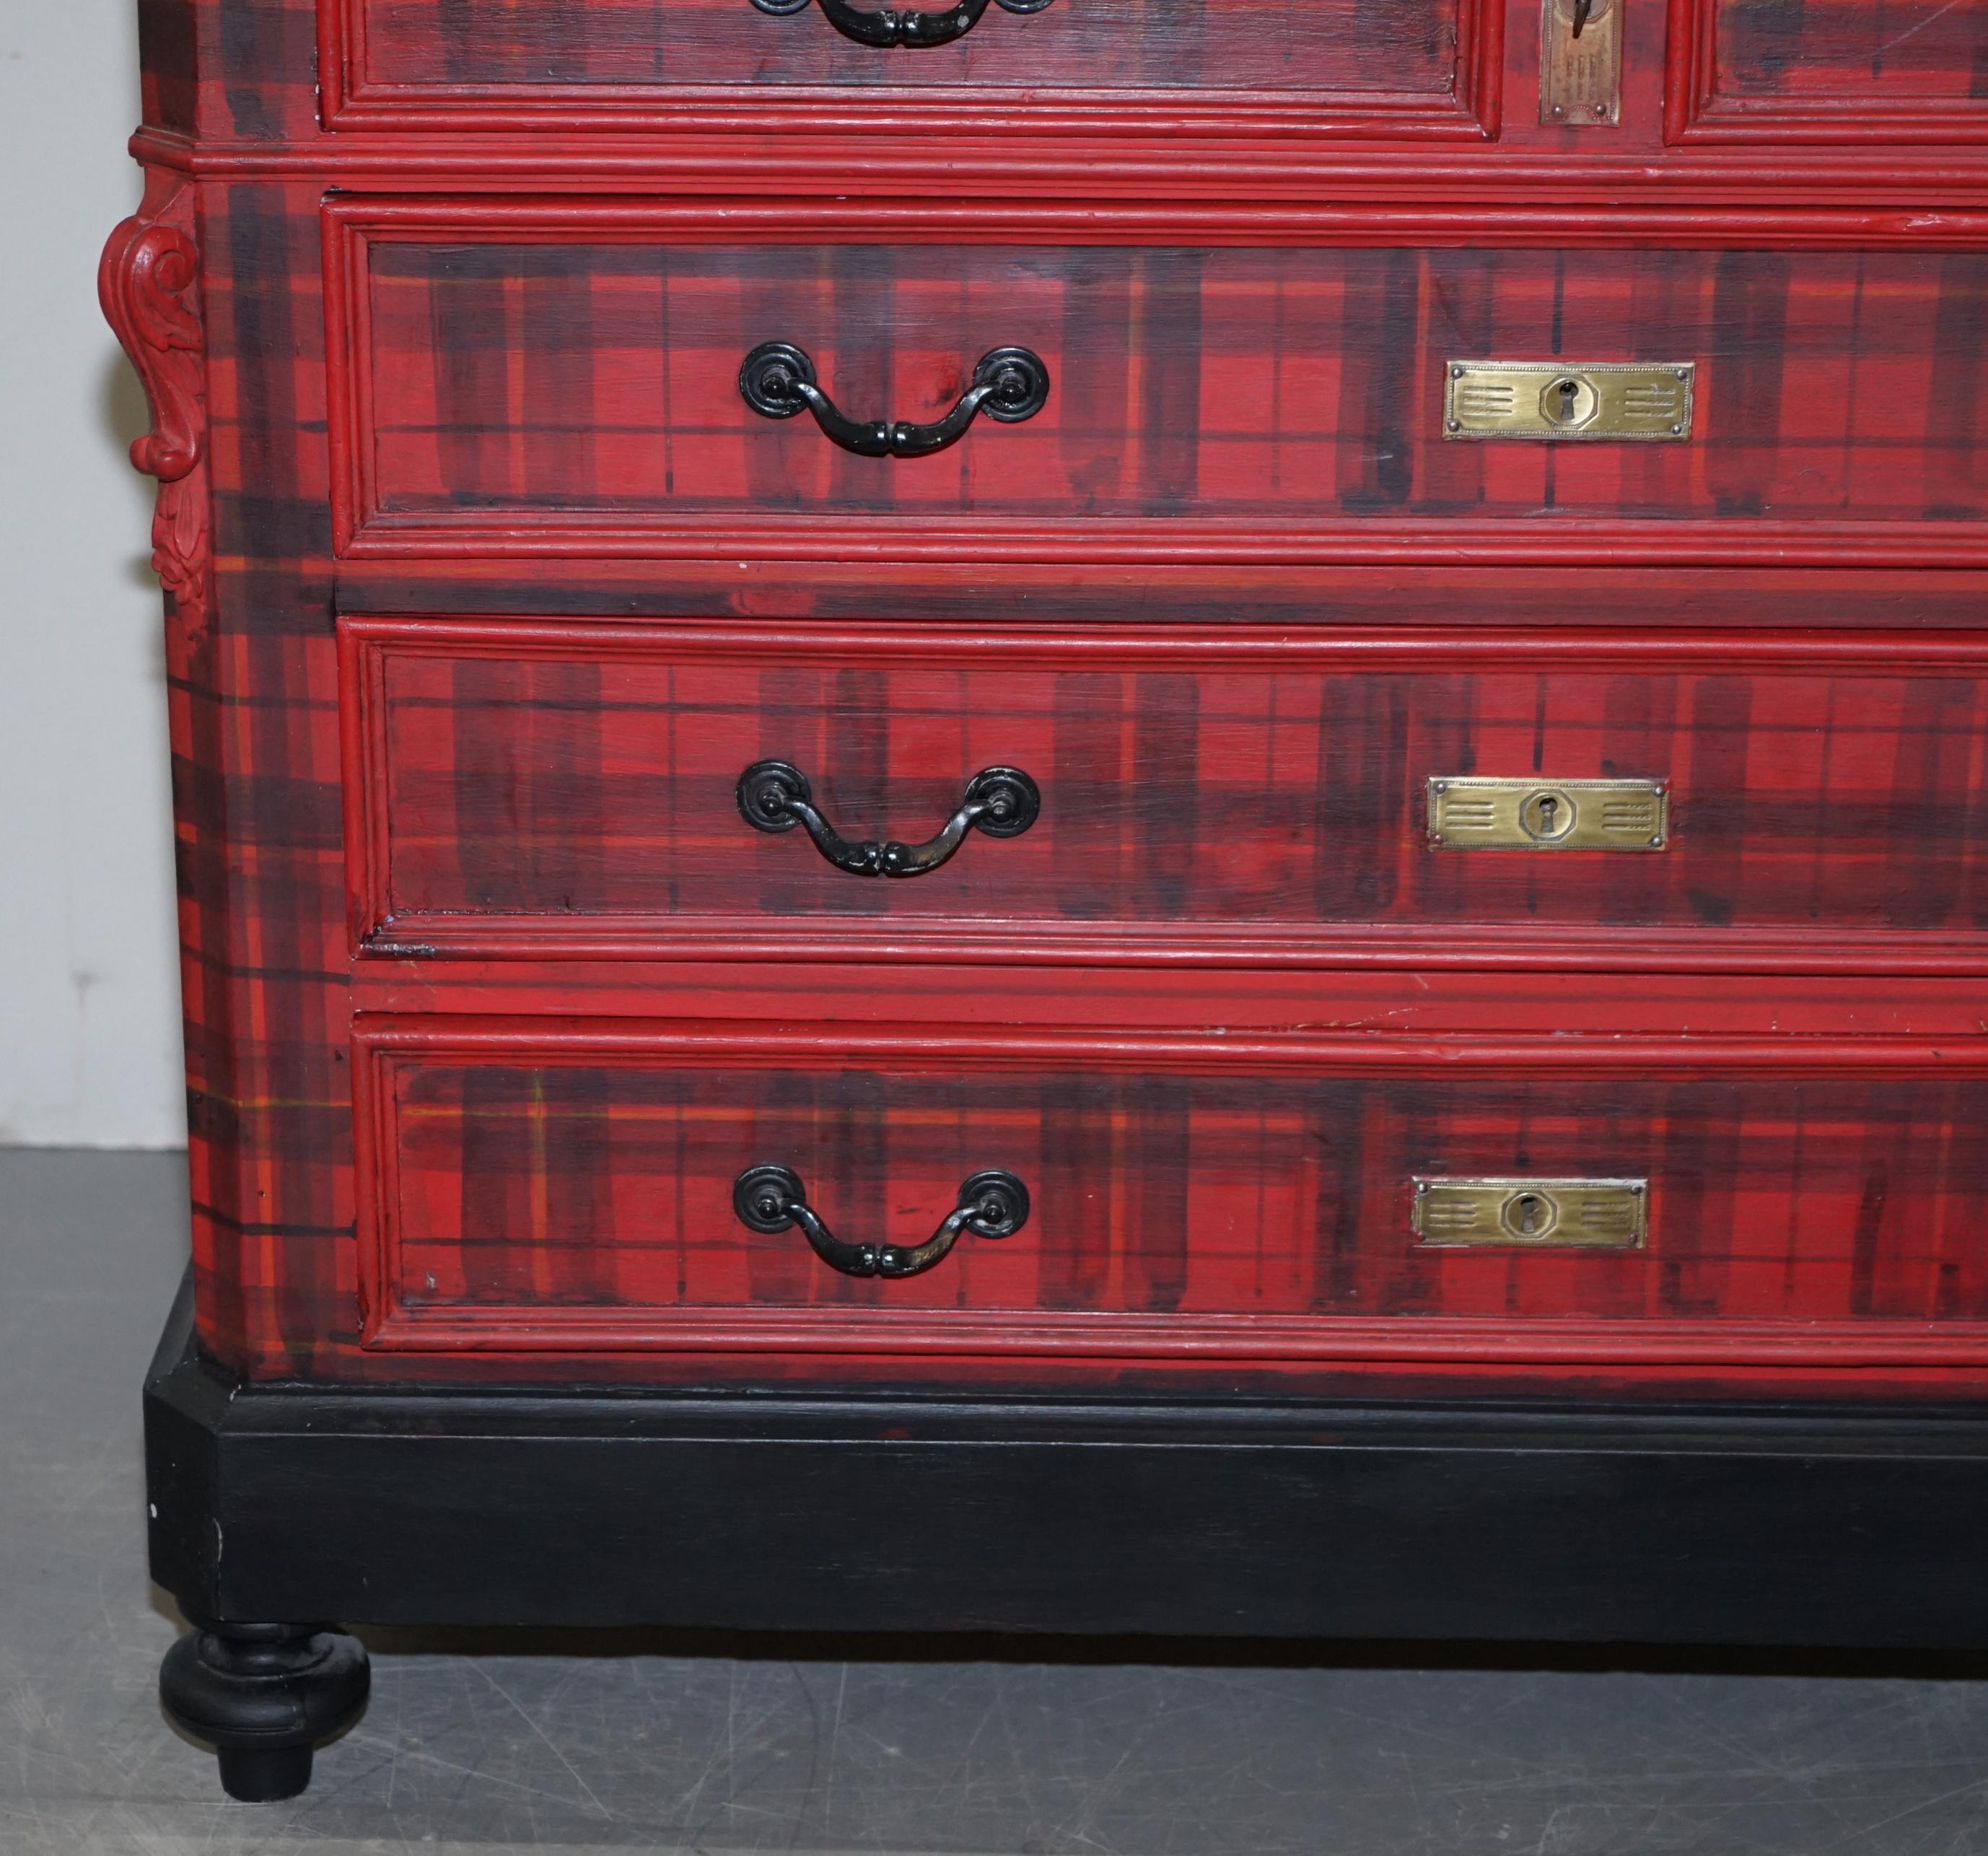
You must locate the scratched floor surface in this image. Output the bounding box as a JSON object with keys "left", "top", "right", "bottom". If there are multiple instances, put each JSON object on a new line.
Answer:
{"left": 6, "top": 1145, "right": 1988, "bottom": 1856}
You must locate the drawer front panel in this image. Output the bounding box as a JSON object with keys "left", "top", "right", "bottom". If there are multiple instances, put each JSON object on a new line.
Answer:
{"left": 1676, "top": 0, "right": 1988, "bottom": 142}
{"left": 330, "top": 209, "right": 1988, "bottom": 561}
{"left": 355, "top": 1021, "right": 1988, "bottom": 1365}
{"left": 343, "top": 619, "right": 1988, "bottom": 966}
{"left": 1720, "top": 0, "right": 1987, "bottom": 103}
{"left": 327, "top": 0, "right": 1490, "bottom": 133}
{"left": 348, "top": 0, "right": 1453, "bottom": 92}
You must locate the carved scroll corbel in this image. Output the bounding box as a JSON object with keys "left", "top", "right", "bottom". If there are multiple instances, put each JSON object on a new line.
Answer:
{"left": 99, "top": 171, "right": 210, "bottom": 633}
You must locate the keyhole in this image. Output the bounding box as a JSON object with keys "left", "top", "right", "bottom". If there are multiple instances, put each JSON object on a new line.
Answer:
{"left": 1521, "top": 787, "right": 1576, "bottom": 842}
{"left": 1501, "top": 1188, "right": 1561, "bottom": 1240}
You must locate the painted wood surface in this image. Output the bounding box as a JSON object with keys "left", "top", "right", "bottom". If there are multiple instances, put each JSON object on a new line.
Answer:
{"left": 343, "top": 618, "right": 1988, "bottom": 957}
{"left": 354, "top": 1021, "right": 1988, "bottom": 1367}
{"left": 319, "top": 0, "right": 1501, "bottom": 140}
{"left": 339, "top": 223, "right": 1988, "bottom": 543}
{"left": 1668, "top": 0, "right": 1988, "bottom": 144}
{"left": 354, "top": 0, "right": 1461, "bottom": 95}
{"left": 132, "top": 0, "right": 1988, "bottom": 175}
{"left": 107, "top": 1, "right": 1988, "bottom": 1391}
{"left": 1717, "top": 0, "right": 1988, "bottom": 102}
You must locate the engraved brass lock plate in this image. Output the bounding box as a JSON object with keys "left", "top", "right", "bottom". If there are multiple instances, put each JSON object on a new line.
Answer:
{"left": 1412, "top": 1179, "right": 1648, "bottom": 1251}
{"left": 1427, "top": 777, "right": 1668, "bottom": 852}
{"left": 1541, "top": 0, "right": 1621, "bottom": 127}
{"left": 1445, "top": 362, "right": 1695, "bottom": 442}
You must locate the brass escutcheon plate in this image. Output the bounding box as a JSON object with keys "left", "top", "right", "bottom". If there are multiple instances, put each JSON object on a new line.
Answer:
{"left": 1427, "top": 777, "right": 1669, "bottom": 851}
{"left": 1540, "top": 0, "right": 1621, "bottom": 127}
{"left": 1412, "top": 1179, "right": 1649, "bottom": 1251}
{"left": 1445, "top": 362, "right": 1696, "bottom": 441}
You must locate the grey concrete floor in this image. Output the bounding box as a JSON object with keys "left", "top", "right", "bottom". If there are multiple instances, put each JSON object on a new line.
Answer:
{"left": 8, "top": 1149, "right": 1988, "bottom": 1855}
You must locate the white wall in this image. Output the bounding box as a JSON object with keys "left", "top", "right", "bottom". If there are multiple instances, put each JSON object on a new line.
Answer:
{"left": 1, "top": 3, "right": 188, "bottom": 1147}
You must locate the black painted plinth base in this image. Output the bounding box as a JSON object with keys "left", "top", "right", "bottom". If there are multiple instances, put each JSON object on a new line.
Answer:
{"left": 145, "top": 1270, "right": 1988, "bottom": 1795}
{"left": 159, "top": 1619, "right": 369, "bottom": 1800}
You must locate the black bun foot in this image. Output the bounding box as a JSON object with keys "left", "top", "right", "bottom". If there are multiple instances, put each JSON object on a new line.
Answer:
{"left": 215, "top": 1742, "right": 316, "bottom": 1803}
{"left": 159, "top": 1617, "right": 369, "bottom": 1801}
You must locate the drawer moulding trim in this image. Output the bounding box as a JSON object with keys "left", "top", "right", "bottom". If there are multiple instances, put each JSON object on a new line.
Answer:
{"left": 323, "top": 557, "right": 1988, "bottom": 617}
{"left": 348, "top": 1011, "right": 1988, "bottom": 1071}
{"left": 351, "top": 919, "right": 1988, "bottom": 978}
{"left": 128, "top": 128, "right": 1988, "bottom": 196}
{"left": 320, "top": 193, "right": 1988, "bottom": 247}
{"left": 333, "top": 515, "right": 1988, "bottom": 574}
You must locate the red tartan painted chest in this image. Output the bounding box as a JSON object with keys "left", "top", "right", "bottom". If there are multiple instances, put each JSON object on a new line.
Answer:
{"left": 110, "top": 0, "right": 1988, "bottom": 1803}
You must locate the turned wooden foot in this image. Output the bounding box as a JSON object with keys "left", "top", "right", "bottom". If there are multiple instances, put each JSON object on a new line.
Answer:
{"left": 159, "top": 1616, "right": 369, "bottom": 1801}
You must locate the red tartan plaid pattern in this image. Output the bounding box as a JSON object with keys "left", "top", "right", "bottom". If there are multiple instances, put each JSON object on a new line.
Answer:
{"left": 1719, "top": 0, "right": 1988, "bottom": 101}
{"left": 361, "top": 629, "right": 1988, "bottom": 938}
{"left": 181, "top": 179, "right": 357, "bottom": 1371}
{"left": 168, "top": 173, "right": 1988, "bottom": 1388}
{"left": 356, "top": 238, "right": 1988, "bottom": 531}
{"left": 131, "top": 3, "right": 1988, "bottom": 1387}
{"left": 160, "top": 0, "right": 1479, "bottom": 144}
{"left": 378, "top": 1054, "right": 1988, "bottom": 1328}
{"left": 136, "top": 0, "right": 1988, "bottom": 145}
{"left": 144, "top": 0, "right": 320, "bottom": 139}
{"left": 354, "top": 0, "right": 1447, "bottom": 94}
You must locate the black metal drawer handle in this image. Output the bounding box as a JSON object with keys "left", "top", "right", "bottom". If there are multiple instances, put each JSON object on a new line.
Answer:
{"left": 735, "top": 1165, "right": 1030, "bottom": 1279}
{"left": 739, "top": 342, "right": 1050, "bottom": 458}
{"left": 749, "top": 0, "right": 1053, "bottom": 48}
{"left": 737, "top": 759, "right": 1040, "bottom": 877}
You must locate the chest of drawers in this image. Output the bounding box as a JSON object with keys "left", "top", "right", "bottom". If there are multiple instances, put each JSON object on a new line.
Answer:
{"left": 105, "top": 0, "right": 1988, "bottom": 1802}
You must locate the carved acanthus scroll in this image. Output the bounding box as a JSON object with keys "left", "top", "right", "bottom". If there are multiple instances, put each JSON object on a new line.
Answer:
{"left": 100, "top": 170, "right": 210, "bottom": 632}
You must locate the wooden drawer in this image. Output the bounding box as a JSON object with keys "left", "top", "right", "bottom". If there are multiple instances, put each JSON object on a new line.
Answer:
{"left": 320, "top": 0, "right": 1499, "bottom": 138}
{"left": 354, "top": 1017, "right": 1988, "bottom": 1374}
{"left": 342, "top": 617, "right": 1988, "bottom": 972}
{"left": 325, "top": 200, "right": 1988, "bottom": 569}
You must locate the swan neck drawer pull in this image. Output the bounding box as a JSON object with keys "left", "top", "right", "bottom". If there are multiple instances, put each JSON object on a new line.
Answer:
{"left": 739, "top": 341, "right": 1051, "bottom": 458}
{"left": 748, "top": 0, "right": 1054, "bottom": 48}
{"left": 737, "top": 759, "right": 1041, "bottom": 877}
{"left": 735, "top": 1165, "right": 1031, "bottom": 1279}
